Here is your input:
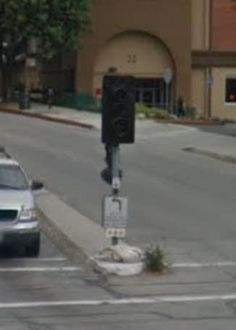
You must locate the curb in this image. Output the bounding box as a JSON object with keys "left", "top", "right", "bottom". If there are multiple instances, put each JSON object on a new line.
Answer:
{"left": 155, "top": 119, "right": 225, "bottom": 126}
{"left": 35, "top": 191, "right": 110, "bottom": 269}
{"left": 183, "top": 147, "right": 236, "bottom": 164}
{"left": 0, "top": 107, "right": 95, "bottom": 130}
{"left": 37, "top": 208, "right": 90, "bottom": 268}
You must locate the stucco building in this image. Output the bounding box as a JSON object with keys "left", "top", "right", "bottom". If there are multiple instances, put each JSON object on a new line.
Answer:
{"left": 77, "top": 0, "right": 192, "bottom": 112}
{"left": 72, "top": 0, "right": 236, "bottom": 119}
{"left": 193, "top": 0, "right": 236, "bottom": 120}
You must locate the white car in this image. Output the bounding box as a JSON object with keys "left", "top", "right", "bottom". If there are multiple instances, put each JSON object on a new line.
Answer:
{"left": 0, "top": 147, "right": 42, "bottom": 256}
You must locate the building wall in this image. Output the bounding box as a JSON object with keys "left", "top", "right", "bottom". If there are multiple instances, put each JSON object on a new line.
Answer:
{"left": 211, "top": 67, "right": 236, "bottom": 119}
{"left": 193, "top": 0, "right": 236, "bottom": 52}
{"left": 212, "top": 0, "right": 236, "bottom": 51}
{"left": 190, "top": 0, "right": 211, "bottom": 116}
{"left": 191, "top": 68, "right": 207, "bottom": 117}
{"left": 76, "top": 0, "right": 192, "bottom": 104}
{"left": 93, "top": 31, "right": 174, "bottom": 96}
{"left": 191, "top": 0, "right": 210, "bottom": 50}
{"left": 209, "top": 0, "right": 236, "bottom": 119}
{"left": 190, "top": 0, "right": 236, "bottom": 119}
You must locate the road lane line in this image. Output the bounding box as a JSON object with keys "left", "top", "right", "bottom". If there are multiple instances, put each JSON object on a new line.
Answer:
{"left": 33, "top": 257, "right": 67, "bottom": 261}
{"left": 0, "top": 266, "right": 80, "bottom": 272}
{"left": 1, "top": 294, "right": 236, "bottom": 309}
{"left": 0, "top": 257, "right": 67, "bottom": 262}
{"left": 2, "top": 261, "right": 234, "bottom": 272}
{"left": 173, "top": 261, "right": 236, "bottom": 268}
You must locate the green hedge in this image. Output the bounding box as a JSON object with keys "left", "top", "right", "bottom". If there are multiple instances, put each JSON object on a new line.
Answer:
{"left": 56, "top": 92, "right": 101, "bottom": 112}
{"left": 135, "top": 103, "right": 169, "bottom": 119}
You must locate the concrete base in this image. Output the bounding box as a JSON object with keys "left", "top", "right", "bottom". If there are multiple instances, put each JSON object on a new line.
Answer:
{"left": 91, "top": 244, "right": 145, "bottom": 276}
{"left": 91, "top": 260, "right": 144, "bottom": 276}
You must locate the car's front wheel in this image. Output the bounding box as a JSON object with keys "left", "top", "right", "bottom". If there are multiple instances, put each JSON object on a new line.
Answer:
{"left": 25, "top": 233, "right": 40, "bottom": 257}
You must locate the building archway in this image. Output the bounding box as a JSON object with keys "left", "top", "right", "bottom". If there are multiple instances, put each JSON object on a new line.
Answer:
{"left": 93, "top": 31, "right": 175, "bottom": 108}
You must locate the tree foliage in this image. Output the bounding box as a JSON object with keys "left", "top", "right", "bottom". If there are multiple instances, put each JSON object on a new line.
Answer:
{"left": 0, "top": 0, "right": 92, "bottom": 60}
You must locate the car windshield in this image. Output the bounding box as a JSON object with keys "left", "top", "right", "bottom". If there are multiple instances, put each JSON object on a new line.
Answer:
{"left": 0, "top": 165, "right": 29, "bottom": 190}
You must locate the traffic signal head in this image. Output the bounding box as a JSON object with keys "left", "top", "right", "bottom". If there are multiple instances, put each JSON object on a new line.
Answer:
{"left": 102, "top": 75, "right": 135, "bottom": 144}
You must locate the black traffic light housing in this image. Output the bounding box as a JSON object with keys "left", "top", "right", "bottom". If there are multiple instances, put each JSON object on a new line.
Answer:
{"left": 102, "top": 75, "right": 136, "bottom": 144}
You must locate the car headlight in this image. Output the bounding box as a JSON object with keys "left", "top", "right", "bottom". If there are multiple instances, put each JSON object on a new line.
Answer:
{"left": 19, "top": 208, "right": 37, "bottom": 221}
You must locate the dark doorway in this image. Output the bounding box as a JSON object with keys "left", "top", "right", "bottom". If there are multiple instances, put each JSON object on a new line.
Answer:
{"left": 135, "top": 78, "right": 171, "bottom": 108}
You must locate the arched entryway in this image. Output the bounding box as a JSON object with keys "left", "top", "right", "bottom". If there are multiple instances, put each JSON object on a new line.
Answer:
{"left": 93, "top": 31, "right": 175, "bottom": 108}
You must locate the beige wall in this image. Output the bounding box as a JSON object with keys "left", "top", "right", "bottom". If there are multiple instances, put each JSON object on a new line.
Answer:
{"left": 191, "top": 67, "right": 236, "bottom": 120}
{"left": 211, "top": 68, "right": 236, "bottom": 119}
{"left": 191, "top": 0, "right": 210, "bottom": 50}
{"left": 191, "top": 68, "right": 206, "bottom": 117}
{"left": 77, "top": 0, "right": 192, "bottom": 103}
{"left": 93, "top": 31, "right": 173, "bottom": 95}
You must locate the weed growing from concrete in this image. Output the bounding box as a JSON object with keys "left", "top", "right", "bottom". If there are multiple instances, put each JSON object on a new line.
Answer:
{"left": 144, "top": 244, "right": 170, "bottom": 273}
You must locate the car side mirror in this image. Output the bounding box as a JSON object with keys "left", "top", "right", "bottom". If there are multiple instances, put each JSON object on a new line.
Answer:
{"left": 31, "top": 180, "right": 44, "bottom": 191}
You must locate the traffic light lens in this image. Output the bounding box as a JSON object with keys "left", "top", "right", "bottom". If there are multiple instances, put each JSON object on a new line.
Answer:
{"left": 113, "top": 103, "right": 125, "bottom": 115}
{"left": 112, "top": 118, "right": 130, "bottom": 137}
{"left": 114, "top": 88, "right": 127, "bottom": 100}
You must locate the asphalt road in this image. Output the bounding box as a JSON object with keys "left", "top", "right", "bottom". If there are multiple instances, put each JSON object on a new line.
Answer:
{"left": 0, "top": 231, "right": 236, "bottom": 328}
{"left": 1, "top": 113, "right": 236, "bottom": 328}
{"left": 0, "top": 233, "right": 113, "bottom": 329}
{"left": 0, "top": 234, "right": 236, "bottom": 330}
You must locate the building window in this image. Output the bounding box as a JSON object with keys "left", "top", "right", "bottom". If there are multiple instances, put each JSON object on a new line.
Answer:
{"left": 135, "top": 78, "right": 170, "bottom": 108}
{"left": 225, "top": 78, "right": 236, "bottom": 103}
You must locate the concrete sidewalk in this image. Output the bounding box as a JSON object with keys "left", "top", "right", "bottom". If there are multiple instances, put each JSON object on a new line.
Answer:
{"left": 31, "top": 103, "right": 102, "bottom": 129}
{"left": 0, "top": 101, "right": 224, "bottom": 131}
{"left": 0, "top": 102, "right": 99, "bottom": 129}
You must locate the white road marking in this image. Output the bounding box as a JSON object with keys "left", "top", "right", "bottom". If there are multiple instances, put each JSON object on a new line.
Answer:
{"left": 1, "top": 261, "right": 233, "bottom": 272}
{"left": 35, "top": 257, "right": 67, "bottom": 262}
{"left": 0, "top": 266, "right": 80, "bottom": 272}
{"left": 1, "top": 294, "right": 236, "bottom": 309}
{"left": 0, "top": 257, "right": 67, "bottom": 262}
{"left": 173, "top": 261, "right": 236, "bottom": 269}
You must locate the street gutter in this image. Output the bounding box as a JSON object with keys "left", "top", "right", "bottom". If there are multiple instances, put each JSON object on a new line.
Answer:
{"left": 155, "top": 118, "right": 225, "bottom": 126}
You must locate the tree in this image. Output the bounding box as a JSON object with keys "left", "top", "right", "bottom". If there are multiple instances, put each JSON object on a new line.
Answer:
{"left": 0, "top": 0, "right": 92, "bottom": 99}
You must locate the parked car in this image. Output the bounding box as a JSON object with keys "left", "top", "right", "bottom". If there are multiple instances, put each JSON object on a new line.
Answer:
{"left": 0, "top": 147, "right": 43, "bottom": 256}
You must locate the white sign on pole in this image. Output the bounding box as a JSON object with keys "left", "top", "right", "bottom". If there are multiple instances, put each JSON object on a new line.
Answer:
{"left": 163, "top": 68, "right": 173, "bottom": 85}
{"left": 102, "top": 196, "right": 128, "bottom": 229}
